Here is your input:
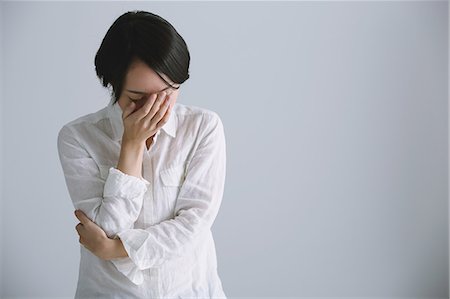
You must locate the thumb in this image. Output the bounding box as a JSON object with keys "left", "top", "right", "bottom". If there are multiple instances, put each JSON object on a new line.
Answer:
{"left": 74, "top": 209, "right": 90, "bottom": 225}
{"left": 122, "top": 101, "right": 136, "bottom": 119}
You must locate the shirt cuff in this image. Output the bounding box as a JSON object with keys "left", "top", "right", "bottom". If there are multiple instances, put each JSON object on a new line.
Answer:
{"left": 104, "top": 167, "right": 150, "bottom": 199}
{"left": 110, "top": 256, "right": 144, "bottom": 285}
{"left": 110, "top": 229, "right": 150, "bottom": 285}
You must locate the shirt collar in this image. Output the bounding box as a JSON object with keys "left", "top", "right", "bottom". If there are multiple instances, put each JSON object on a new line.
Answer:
{"left": 107, "top": 99, "right": 177, "bottom": 142}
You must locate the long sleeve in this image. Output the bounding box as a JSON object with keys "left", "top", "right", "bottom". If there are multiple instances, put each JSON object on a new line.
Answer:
{"left": 110, "top": 113, "right": 226, "bottom": 285}
{"left": 57, "top": 125, "right": 150, "bottom": 238}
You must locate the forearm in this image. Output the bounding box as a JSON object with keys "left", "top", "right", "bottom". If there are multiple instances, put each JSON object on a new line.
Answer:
{"left": 116, "top": 139, "right": 145, "bottom": 179}
{"left": 103, "top": 238, "right": 129, "bottom": 260}
{"left": 94, "top": 138, "right": 150, "bottom": 236}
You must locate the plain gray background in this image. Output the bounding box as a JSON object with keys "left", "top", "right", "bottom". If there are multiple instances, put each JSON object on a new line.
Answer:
{"left": 0, "top": 1, "right": 449, "bottom": 298}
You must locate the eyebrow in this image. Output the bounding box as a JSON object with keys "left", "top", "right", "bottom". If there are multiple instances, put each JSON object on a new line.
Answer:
{"left": 126, "top": 86, "right": 171, "bottom": 95}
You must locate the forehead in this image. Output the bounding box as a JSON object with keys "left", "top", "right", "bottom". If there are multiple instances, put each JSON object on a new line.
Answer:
{"left": 124, "top": 59, "right": 174, "bottom": 93}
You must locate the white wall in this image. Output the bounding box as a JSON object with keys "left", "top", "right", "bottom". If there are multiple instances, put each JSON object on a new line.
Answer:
{"left": 0, "top": 1, "right": 3, "bottom": 296}
{"left": 1, "top": 1, "right": 448, "bottom": 298}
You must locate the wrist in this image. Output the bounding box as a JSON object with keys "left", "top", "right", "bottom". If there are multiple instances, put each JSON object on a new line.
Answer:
{"left": 102, "top": 238, "right": 128, "bottom": 260}
{"left": 117, "top": 140, "right": 145, "bottom": 178}
{"left": 121, "top": 138, "right": 145, "bottom": 151}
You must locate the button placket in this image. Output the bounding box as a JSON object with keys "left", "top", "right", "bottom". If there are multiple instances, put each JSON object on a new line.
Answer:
{"left": 142, "top": 152, "right": 153, "bottom": 225}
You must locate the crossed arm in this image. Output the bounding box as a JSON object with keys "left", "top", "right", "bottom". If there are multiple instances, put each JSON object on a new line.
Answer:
{"left": 58, "top": 113, "right": 226, "bottom": 285}
{"left": 74, "top": 209, "right": 128, "bottom": 260}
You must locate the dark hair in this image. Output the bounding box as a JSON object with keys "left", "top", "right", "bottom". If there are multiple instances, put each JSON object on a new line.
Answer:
{"left": 94, "top": 10, "right": 190, "bottom": 104}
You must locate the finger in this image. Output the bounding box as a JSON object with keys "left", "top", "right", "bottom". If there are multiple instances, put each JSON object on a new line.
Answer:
{"left": 143, "top": 92, "right": 169, "bottom": 125}
{"left": 79, "top": 236, "right": 88, "bottom": 249}
{"left": 142, "top": 91, "right": 168, "bottom": 123}
{"left": 74, "top": 210, "right": 90, "bottom": 225}
{"left": 154, "top": 97, "right": 171, "bottom": 128}
{"left": 75, "top": 222, "right": 85, "bottom": 236}
{"left": 122, "top": 101, "right": 136, "bottom": 120}
{"left": 168, "top": 95, "right": 175, "bottom": 111}
{"left": 134, "top": 93, "right": 158, "bottom": 120}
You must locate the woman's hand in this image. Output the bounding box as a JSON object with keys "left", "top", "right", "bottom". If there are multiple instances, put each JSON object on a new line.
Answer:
{"left": 121, "top": 90, "right": 172, "bottom": 146}
{"left": 74, "top": 210, "right": 128, "bottom": 260}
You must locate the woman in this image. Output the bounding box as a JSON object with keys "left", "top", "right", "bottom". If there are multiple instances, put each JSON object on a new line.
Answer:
{"left": 57, "top": 10, "right": 227, "bottom": 298}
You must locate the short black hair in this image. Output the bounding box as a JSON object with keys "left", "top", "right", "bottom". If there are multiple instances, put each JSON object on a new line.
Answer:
{"left": 94, "top": 10, "right": 190, "bottom": 104}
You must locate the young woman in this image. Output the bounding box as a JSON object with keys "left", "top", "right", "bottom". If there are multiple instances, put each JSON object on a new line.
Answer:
{"left": 57, "top": 10, "right": 227, "bottom": 298}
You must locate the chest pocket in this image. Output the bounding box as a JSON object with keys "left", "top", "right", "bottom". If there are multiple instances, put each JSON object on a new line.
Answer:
{"left": 160, "top": 164, "right": 186, "bottom": 187}
{"left": 159, "top": 164, "right": 187, "bottom": 218}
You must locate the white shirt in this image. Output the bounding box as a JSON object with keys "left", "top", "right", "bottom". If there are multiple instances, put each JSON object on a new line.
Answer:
{"left": 57, "top": 99, "right": 227, "bottom": 298}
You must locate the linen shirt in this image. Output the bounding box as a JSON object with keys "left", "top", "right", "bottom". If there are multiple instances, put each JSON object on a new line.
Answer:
{"left": 57, "top": 99, "right": 227, "bottom": 298}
